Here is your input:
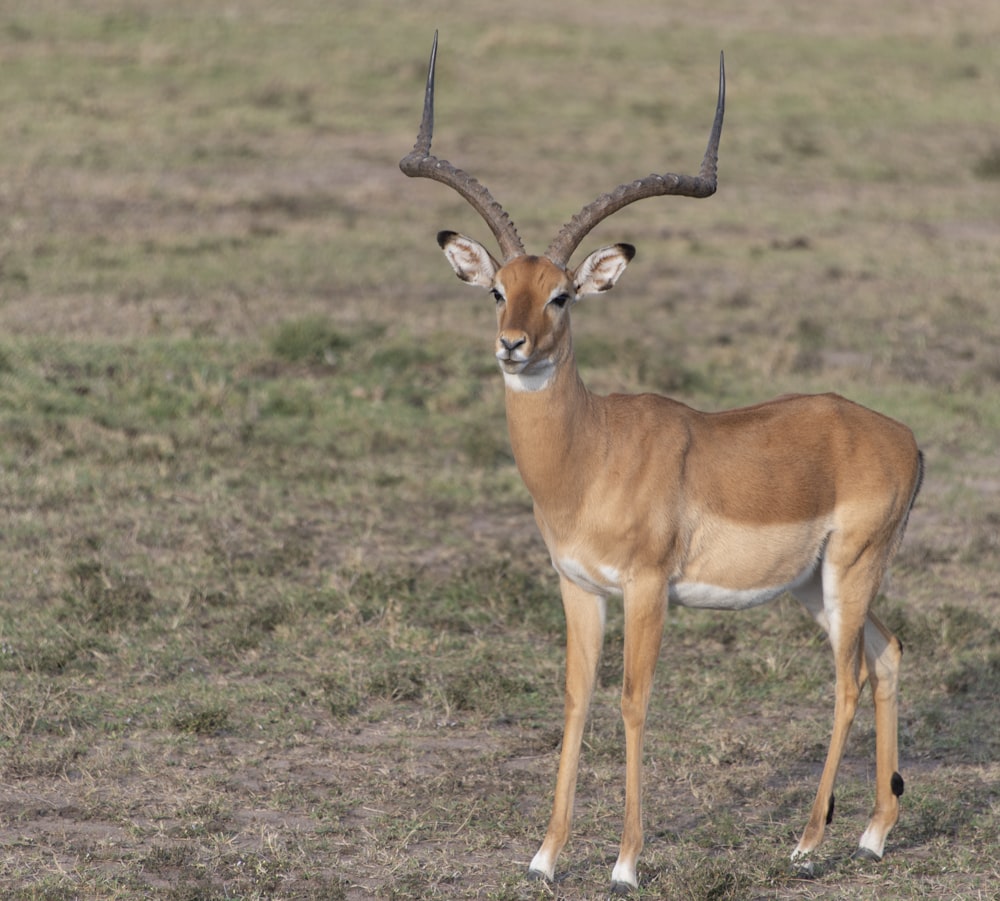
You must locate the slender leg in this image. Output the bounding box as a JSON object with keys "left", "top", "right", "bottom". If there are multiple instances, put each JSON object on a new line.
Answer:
{"left": 792, "top": 555, "right": 878, "bottom": 860}
{"left": 529, "top": 578, "right": 606, "bottom": 882}
{"left": 855, "top": 611, "right": 904, "bottom": 860}
{"left": 792, "top": 633, "right": 862, "bottom": 857}
{"left": 610, "top": 575, "right": 667, "bottom": 892}
{"left": 791, "top": 549, "right": 905, "bottom": 863}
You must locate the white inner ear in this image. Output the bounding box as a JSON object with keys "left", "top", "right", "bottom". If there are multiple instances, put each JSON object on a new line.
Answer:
{"left": 574, "top": 245, "right": 632, "bottom": 296}
{"left": 440, "top": 234, "right": 499, "bottom": 287}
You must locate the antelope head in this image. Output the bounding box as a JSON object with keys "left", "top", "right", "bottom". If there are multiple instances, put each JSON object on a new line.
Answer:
{"left": 399, "top": 32, "right": 724, "bottom": 391}
{"left": 435, "top": 232, "right": 635, "bottom": 392}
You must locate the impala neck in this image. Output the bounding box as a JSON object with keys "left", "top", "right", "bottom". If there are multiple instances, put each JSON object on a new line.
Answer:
{"left": 502, "top": 349, "right": 599, "bottom": 507}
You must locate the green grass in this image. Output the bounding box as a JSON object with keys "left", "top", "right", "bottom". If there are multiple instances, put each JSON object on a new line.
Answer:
{"left": 0, "top": 0, "right": 998, "bottom": 898}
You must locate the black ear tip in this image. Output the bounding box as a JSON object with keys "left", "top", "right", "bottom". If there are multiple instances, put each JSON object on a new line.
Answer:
{"left": 619, "top": 243, "right": 637, "bottom": 261}
{"left": 437, "top": 230, "right": 457, "bottom": 248}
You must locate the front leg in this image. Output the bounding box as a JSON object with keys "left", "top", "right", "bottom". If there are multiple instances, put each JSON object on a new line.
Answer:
{"left": 529, "top": 578, "right": 606, "bottom": 882}
{"left": 612, "top": 573, "right": 668, "bottom": 892}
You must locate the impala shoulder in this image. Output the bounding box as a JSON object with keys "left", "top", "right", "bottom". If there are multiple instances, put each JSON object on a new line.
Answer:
{"left": 606, "top": 391, "right": 695, "bottom": 417}
{"left": 602, "top": 392, "right": 698, "bottom": 440}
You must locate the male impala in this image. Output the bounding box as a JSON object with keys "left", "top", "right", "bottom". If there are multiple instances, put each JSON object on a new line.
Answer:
{"left": 401, "top": 34, "right": 923, "bottom": 893}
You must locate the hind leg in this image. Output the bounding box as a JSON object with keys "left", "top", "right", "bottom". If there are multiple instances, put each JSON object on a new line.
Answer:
{"left": 854, "top": 611, "right": 904, "bottom": 860}
{"left": 793, "top": 569, "right": 904, "bottom": 860}
{"left": 792, "top": 609, "right": 864, "bottom": 855}
{"left": 789, "top": 555, "right": 880, "bottom": 859}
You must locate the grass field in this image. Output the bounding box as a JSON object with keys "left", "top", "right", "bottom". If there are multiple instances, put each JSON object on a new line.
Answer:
{"left": 0, "top": 1, "right": 998, "bottom": 898}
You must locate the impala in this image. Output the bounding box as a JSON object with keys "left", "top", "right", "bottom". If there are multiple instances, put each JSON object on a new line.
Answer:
{"left": 400, "top": 33, "right": 923, "bottom": 893}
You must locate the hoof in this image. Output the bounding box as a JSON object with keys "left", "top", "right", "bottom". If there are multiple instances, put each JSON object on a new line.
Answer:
{"left": 792, "top": 859, "right": 816, "bottom": 879}
{"left": 610, "top": 880, "right": 636, "bottom": 896}
{"left": 851, "top": 847, "right": 883, "bottom": 863}
{"left": 527, "top": 867, "right": 551, "bottom": 884}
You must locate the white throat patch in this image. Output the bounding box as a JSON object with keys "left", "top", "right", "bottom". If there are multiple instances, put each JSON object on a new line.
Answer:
{"left": 502, "top": 360, "right": 556, "bottom": 392}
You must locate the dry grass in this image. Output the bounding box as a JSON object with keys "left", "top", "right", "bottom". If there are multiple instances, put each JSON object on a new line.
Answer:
{"left": 0, "top": 1, "right": 998, "bottom": 898}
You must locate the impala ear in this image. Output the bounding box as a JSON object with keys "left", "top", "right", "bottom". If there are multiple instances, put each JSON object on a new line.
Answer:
{"left": 572, "top": 243, "right": 636, "bottom": 296}
{"left": 437, "top": 230, "right": 501, "bottom": 288}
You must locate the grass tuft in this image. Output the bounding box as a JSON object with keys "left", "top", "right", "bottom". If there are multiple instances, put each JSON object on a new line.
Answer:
{"left": 171, "top": 705, "right": 233, "bottom": 737}
{"left": 972, "top": 144, "right": 1000, "bottom": 179}
{"left": 269, "top": 316, "right": 354, "bottom": 365}
{"left": 63, "top": 560, "right": 154, "bottom": 630}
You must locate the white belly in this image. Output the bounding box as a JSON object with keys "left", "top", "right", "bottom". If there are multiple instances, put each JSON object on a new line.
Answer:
{"left": 668, "top": 580, "right": 787, "bottom": 610}
{"left": 553, "top": 523, "right": 823, "bottom": 608}
{"left": 669, "top": 558, "right": 817, "bottom": 611}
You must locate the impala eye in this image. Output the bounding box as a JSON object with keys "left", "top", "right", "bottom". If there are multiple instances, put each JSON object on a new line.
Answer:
{"left": 549, "top": 293, "right": 571, "bottom": 309}
{"left": 491, "top": 288, "right": 505, "bottom": 305}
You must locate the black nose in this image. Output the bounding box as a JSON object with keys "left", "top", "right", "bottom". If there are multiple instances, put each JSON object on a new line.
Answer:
{"left": 500, "top": 335, "right": 526, "bottom": 351}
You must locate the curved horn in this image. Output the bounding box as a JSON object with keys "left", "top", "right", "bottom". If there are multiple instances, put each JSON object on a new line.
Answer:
{"left": 399, "top": 32, "right": 525, "bottom": 262}
{"left": 545, "top": 52, "right": 726, "bottom": 268}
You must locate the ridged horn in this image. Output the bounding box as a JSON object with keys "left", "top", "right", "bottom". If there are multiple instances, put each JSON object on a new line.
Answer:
{"left": 399, "top": 32, "right": 526, "bottom": 262}
{"left": 544, "top": 52, "right": 725, "bottom": 268}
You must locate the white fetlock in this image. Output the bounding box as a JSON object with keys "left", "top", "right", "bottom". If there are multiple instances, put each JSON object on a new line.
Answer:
{"left": 610, "top": 858, "right": 638, "bottom": 892}
{"left": 528, "top": 848, "right": 555, "bottom": 882}
{"left": 855, "top": 825, "right": 886, "bottom": 861}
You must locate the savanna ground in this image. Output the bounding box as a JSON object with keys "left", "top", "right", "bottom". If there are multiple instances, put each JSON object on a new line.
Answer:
{"left": 0, "top": 1, "right": 998, "bottom": 898}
